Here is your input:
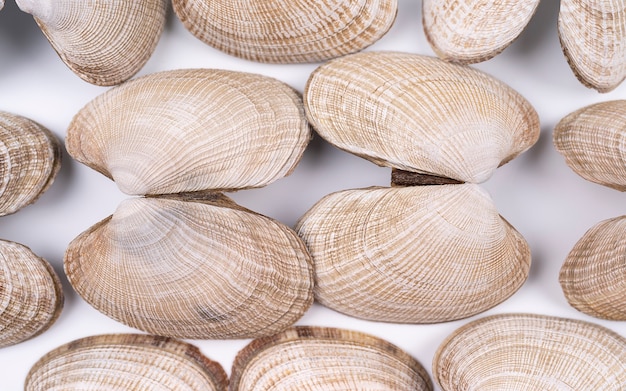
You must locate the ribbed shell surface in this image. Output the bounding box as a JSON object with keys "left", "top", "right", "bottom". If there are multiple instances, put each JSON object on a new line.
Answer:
{"left": 25, "top": 334, "right": 228, "bottom": 390}
{"left": 295, "top": 184, "right": 530, "bottom": 323}
{"left": 434, "top": 313, "right": 626, "bottom": 390}
{"left": 560, "top": 216, "right": 626, "bottom": 320}
{"left": 171, "top": 0, "right": 398, "bottom": 63}
{"left": 230, "top": 326, "right": 433, "bottom": 390}
{"left": 554, "top": 100, "right": 626, "bottom": 191}
{"left": 17, "top": 0, "right": 167, "bottom": 86}
{"left": 423, "top": 0, "right": 540, "bottom": 64}
{"left": 559, "top": 0, "right": 626, "bottom": 92}
{"left": 65, "top": 196, "right": 313, "bottom": 339}
{"left": 66, "top": 69, "right": 310, "bottom": 196}
{"left": 0, "top": 240, "right": 63, "bottom": 348}
{"left": 304, "top": 51, "right": 540, "bottom": 184}
{"left": 0, "top": 111, "right": 61, "bottom": 216}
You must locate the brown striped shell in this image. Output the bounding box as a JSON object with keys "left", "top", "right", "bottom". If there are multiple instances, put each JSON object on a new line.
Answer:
{"left": 15, "top": 0, "right": 167, "bottom": 86}
{"left": 171, "top": 0, "right": 398, "bottom": 63}
{"left": 230, "top": 326, "right": 433, "bottom": 390}
{"left": 0, "top": 240, "right": 63, "bottom": 348}
{"left": 0, "top": 111, "right": 61, "bottom": 217}
{"left": 65, "top": 69, "right": 314, "bottom": 339}
{"left": 559, "top": 0, "right": 626, "bottom": 92}
{"left": 423, "top": 0, "right": 540, "bottom": 64}
{"left": 434, "top": 313, "right": 626, "bottom": 390}
{"left": 25, "top": 334, "right": 228, "bottom": 390}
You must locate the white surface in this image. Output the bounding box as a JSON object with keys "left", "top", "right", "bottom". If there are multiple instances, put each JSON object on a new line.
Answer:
{"left": 1, "top": 0, "right": 625, "bottom": 389}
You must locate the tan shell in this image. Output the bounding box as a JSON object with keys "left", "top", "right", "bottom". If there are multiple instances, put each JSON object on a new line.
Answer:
{"left": 554, "top": 100, "right": 626, "bottom": 191}
{"left": 304, "top": 51, "right": 540, "bottom": 184}
{"left": 0, "top": 111, "right": 61, "bottom": 217}
{"left": 560, "top": 216, "right": 626, "bottom": 320}
{"left": 423, "top": 0, "right": 540, "bottom": 64}
{"left": 171, "top": 0, "right": 398, "bottom": 63}
{"left": 434, "top": 313, "right": 626, "bottom": 390}
{"left": 15, "top": 0, "right": 167, "bottom": 86}
{"left": 0, "top": 240, "right": 63, "bottom": 348}
{"left": 230, "top": 326, "right": 433, "bottom": 390}
{"left": 296, "top": 184, "right": 530, "bottom": 323}
{"left": 26, "top": 334, "right": 228, "bottom": 390}
{"left": 65, "top": 69, "right": 314, "bottom": 339}
{"left": 559, "top": 0, "right": 626, "bottom": 92}
{"left": 67, "top": 69, "right": 310, "bottom": 196}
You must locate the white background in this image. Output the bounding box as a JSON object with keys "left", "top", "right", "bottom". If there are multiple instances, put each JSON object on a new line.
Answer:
{"left": 1, "top": 0, "right": 626, "bottom": 389}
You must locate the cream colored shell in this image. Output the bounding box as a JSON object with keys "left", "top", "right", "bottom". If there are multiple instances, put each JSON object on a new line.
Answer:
{"left": 230, "top": 326, "right": 433, "bottom": 390}
{"left": 15, "top": 0, "right": 167, "bottom": 86}
{"left": 434, "top": 313, "right": 626, "bottom": 390}
{"left": 423, "top": 0, "right": 540, "bottom": 64}
{"left": 296, "top": 184, "right": 530, "bottom": 323}
{"left": 0, "top": 240, "right": 63, "bottom": 348}
{"left": 560, "top": 216, "right": 626, "bottom": 320}
{"left": 172, "top": 0, "right": 397, "bottom": 63}
{"left": 0, "top": 111, "right": 61, "bottom": 217}
{"left": 304, "top": 51, "right": 540, "bottom": 184}
{"left": 559, "top": 0, "right": 626, "bottom": 92}
{"left": 65, "top": 69, "right": 314, "bottom": 339}
{"left": 26, "top": 334, "right": 228, "bottom": 390}
{"left": 554, "top": 100, "right": 626, "bottom": 191}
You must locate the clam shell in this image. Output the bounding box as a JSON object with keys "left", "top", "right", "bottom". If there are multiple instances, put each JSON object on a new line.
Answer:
{"left": 559, "top": 0, "right": 626, "bottom": 92}
{"left": 423, "top": 0, "right": 540, "bottom": 64}
{"left": 15, "top": 0, "right": 167, "bottom": 86}
{"left": 304, "top": 51, "right": 540, "bottom": 184}
{"left": 295, "top": 184, "right": 530, "bottom": 323}
{"left": 65, "top": 195, "right": 313, "bottom": 339}
{"left": 66, "top": 68, "right": 310, "bottom": 196}
{"left": 560, "top": 216, "right": 626, "bottom": 320}
{"left": 171, "top": 0, "right": 397, "bottom": 63}
{"left": 433, "top": 313, "right": 626, "bottom": 390}
{"left": 0, "top": 111, "right": 61, "bottom": 217}
{"left": 26, "top": 334, "right": 228, "bottom": 390}
{"left": 230, "top": 326, "right": 433, "bottom": 390}
{"left": 0, "top": 240, "right": 63, "bottom": 348}
{"left": 554, "top": 100, "right": 626, "bottom": 191}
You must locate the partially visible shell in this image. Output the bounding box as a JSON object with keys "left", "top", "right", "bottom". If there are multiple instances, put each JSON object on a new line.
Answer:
{"left": 0, "top": 0, "right": 4, "bottom": 11}
{"left": 434, "top": 313, "right": 626, "bottom": 390}
{"left": 560, "top": 216, "right": 626, "bottom": 320}
{"left": 15, "top": 0, "right": 167, "bottom": 86}
{"left": 65, "top": 195, "right": 313, "bottom": 339}
{"left": 230, "top": 326, "right": 433, "bottom": 390}
{"left": 172, "top": 0, "right": 398, "bottom": 63}
{"left": 26, "top": 334, "right": 228, "bottom": 390}
{"left": 67, "top": 68, "right": 310, "bottom": 196}
{"left": 554, "top": 100, "right": 626, "bottom": 191}
{"left": 559, "top": 0, "right": 626, "bottom": 92}
{"left": 295, "top": 184, "right": 530, "bottom": 323}
{"left": 304, "top": 51, "right": 540, "bottom": 184}
{"left": 0, "top": 240, "right": 63, "bottom": 348}
{"left": 423, "top": 0, "right": 540, "bottom": 64}
{"left": 0, "top": 111, "right": 61, "bottom": 217}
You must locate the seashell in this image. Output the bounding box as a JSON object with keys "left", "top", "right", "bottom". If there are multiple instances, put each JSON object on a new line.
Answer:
{"left": 15, "top": 0, "right": 167, "bottom": 86}
{"left": 423, "top": 0, "right": 540, "bottom": 64}
{"left": 0, "top": 240, "right": 63, "bottom": 348}
{"left": 0, "top": 111, "right": 61, "bottom": 217}
{"left": 554, "top": 100, "right": 626, "bottom": 191}
{"left": 434, "top": 313, "right": 626, "bottom": 390}
{"left": 296, "top": 184, "right": 530, "bottom": 323}
{"left": 171, "top": 0, "right": 398, "bottom": 63}
{"left": 25, "top": 334, "right": 228, "bottom": 390}
{"left": 0, "top": 0, "right": 3, "bottom": 11}
{"left": 559, "top": 0, "right": 626, "bottom": 92}
{"left": 65, "top": 69, "right": 314, "bottom": 339}
{"left": 559, "top": 216, "right": 626, "bottom": 320}
{"left": 304, "top": 51, "right": 540, "bottom": 184}
{"left": 230, "top": 326, "right": 433, "bottom": 390}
